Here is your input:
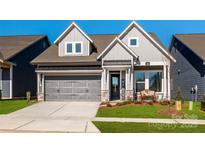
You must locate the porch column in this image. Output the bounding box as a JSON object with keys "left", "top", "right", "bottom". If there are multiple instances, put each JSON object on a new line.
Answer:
{"left": 125, "top": 67, "right": 134, "bottom": 100}
{"left": 0, "top": 68, "right": 2, "bottom": 91}
{"left": 163, "top": 64, "right": 167, "bottom": 99}
{"left": 37, "top": 73, "right": 40, "bottom": 95}
{"left": 37, "top": 73, "right": 44, "bottom": 102}
{"left": 167, "top": 65, "right": 171, "bottom": 100}
{"left": 101, "top": 68, "right": 109, "bottom": 102}
{"left": 9, "top": 65, "right": 13, "bottom": 99}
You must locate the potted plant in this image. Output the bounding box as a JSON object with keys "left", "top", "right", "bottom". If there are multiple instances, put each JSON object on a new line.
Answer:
{"left": 201, "top": 96, "right": 205, "bottom": 111}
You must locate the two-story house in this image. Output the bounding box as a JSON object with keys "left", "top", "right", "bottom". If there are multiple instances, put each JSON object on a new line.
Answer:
{"left": 169, "top": 34, "right": 205, "bottom": 101}
{"left": 0, "top": 35, "right": 50, "bottom": 99}
{"left": 32, "top": 21, "right": 176, "bottom": 102}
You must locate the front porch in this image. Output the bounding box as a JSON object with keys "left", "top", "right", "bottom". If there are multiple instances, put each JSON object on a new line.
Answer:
{"left": 101, "top": 61, "right": 170, "bottom": 102}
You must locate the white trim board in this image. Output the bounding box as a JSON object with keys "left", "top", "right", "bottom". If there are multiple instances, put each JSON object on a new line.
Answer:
{"left": 97, "top": 37, "right": 139, "bottom": 60}
{"left": 118, "top": 21, "right": 176, "bottom": 63}
{"left": 54, "top": 22, "right": 93, "bottom": 44}
{"left": 35, "top": 70, "right": 102, "bottom": 74}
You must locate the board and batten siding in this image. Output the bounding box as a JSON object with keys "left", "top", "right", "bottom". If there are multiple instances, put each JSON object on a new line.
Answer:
{"left": 58, "top": 27, "right": 90, "bottom": 56}
{"left": 170, "top": 47, "right": 205, "bottom": 101}
{"left": 102, "top": 43, "right": 133, "bottom": 61}
{"left": 2, "top": 68, "right": 10, "bottom": 98}
{"left": 121, "top": 27, "right": 167, "bottom": 62}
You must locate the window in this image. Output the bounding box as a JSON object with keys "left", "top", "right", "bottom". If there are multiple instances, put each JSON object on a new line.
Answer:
{"left": 149, "top": 72, "right": 162, "bottom": 92}
{"left": 66, "top": 43, "right": 73, "bottom": 53}
{"left": 65, "top": 42, "right": 83, "bottom": 54}
{"left": 135, "top": 71, "right": 145, "bottom": 92}
{"left": 129, "top": 37, "right": 138, "bottom": 47}
{"left": 135, "top": 71, "right": 162, "bottom": 92}
{"left": 75, "top": 43, "right": 82, "bottom": 53}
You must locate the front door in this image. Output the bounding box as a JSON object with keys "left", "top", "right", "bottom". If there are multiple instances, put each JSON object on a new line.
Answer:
{"left": 111, "top": 74, "right": 120, "bottom": 100}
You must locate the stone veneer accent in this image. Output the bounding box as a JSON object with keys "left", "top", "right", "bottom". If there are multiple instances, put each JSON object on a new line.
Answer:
{"left": 120, "top": 88, "right": 125, "bottom": 100}
{"left": 125, "top": 90, "right": 134, "bottom": 100}
{"left": 101, "top": 90, "right": 110, "bottom": 102}
{"left": 37, "top": 93, "right": 44, "bottom": 102}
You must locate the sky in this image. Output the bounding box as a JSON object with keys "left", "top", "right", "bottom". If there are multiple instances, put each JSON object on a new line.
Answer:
{"left": 1, "top": 20, "right": 205, "bottom": 47}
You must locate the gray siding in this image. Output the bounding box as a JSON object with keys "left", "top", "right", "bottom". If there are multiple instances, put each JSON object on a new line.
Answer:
{"left": 59, "top": 27, "right": 90, "bottom": 56}
{"left": 2, "top": 69, "right": 10, "bottom": 98}
{"left": 103, "top": 43, "right": 133, "bottom": 61}
{"left": 121, "top": 27, "right": 167, "bottom": 62}
{"left": 171, "top": 47, "right": 205, "bottom": 101}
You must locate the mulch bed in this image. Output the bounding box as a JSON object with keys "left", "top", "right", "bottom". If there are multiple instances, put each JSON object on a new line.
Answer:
{"left": 159, "top": 107, "right": 184, "bottom": 117}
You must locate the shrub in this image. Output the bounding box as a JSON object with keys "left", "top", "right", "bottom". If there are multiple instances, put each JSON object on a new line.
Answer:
{"left": 159, "top": 99, "right": 170, "bottom": 105}
{"left": 176, "top": 87, "right": 183, "bottom": 101}
{"left": 106, "top": 103, "right": 112, "bottom": 107}
{"left": 134, "top": 100, "right": 142, "bottom": 104}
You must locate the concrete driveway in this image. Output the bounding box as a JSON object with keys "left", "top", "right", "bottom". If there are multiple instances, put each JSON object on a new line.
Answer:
{"left": 0, "top": 101, "right": 101, "bottom": 133}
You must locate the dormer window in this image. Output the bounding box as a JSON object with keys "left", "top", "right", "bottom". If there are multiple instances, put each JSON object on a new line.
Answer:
{"left": 128, "top": 37, "right": 139, "bottom": 47}
{"left": 75, "top": 43, "right": 82, "bottom": 53}
{"left": 67, "top": 43, "right": 73, "bottom": 53}
{"left": 65, "top": 42, "right": 83, "bottom": 55}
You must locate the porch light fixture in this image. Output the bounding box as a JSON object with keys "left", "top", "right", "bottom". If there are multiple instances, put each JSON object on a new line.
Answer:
{"left": 145, "top": 62, "right": 150, "bottom": 66}
{"left": 177, "top": 69, "right": 181, "bottom": 75}
{"left": 134, "top": 56, "right": 140, "bottom": 66}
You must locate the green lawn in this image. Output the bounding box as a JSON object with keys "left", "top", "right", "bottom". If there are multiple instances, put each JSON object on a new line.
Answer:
{"left": 0, "top": 99, "right": 36, "bottom": 114}
{"left": 96, "top": 102, "right": 205, "bottom": 119}
{"left": 93, "top": 122, "right": 205, "bottom": 133}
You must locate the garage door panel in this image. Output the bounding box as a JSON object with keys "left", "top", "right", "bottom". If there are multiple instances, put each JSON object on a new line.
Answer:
{"left": 45, "top": 75, "right": 101, "bottom": 101}
{"left": 73, "top": 82, "right": 86, "bottom": 87}
{"left": 73, "top": 88, "right": 88, "bottom": 93}
{"left": 60, "top": 88, "right": 73, "bottom": 93}
{"left": 58, "top": 94, "right": 73, "bottom": 100}
{"left": 59, "top": 81, "right": 72, "bottom": 87}
{"left": 45, "top": 81, "right": 59, "bottom": 88}
{"left": 46, "top": 88, "right": 59, "bottom": 93}
{"left": 45, "top": 94, "right": 58, "bottom": 101}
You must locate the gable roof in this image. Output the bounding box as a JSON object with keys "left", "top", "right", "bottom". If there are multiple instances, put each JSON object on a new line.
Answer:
{"left": 119, "top": 21, "right": 176, "bottom": 62}
{"left": 54, "top": 22, "right": 93, "bottom": 45}
{"left": 32, "top": 33, "right": 165, "bottom": 65}
{"left": 0, "top": 35, "right": 47, "bottom": 61}
{"left": 174, "top": 34, "right": 205, "bottom": 61}
{"left": 97, "top": 37, "right": 138, "bottom": 59}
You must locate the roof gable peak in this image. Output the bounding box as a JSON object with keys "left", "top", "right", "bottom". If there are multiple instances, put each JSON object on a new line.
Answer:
{"left": 54, "top": 22, "right": 93, "bottom": 45}
{"left": 97, "top": 37, "right": 138, "bottom": 59}
{"left": 119, "top": 21, "right": 176, "bottom": 62}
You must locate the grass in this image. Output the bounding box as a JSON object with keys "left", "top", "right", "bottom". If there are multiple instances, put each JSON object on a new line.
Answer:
{"left": 96, "top": 101, "right": 205, "bottom": 119}
{"left": 93, "top": 121, "right": 205, "bottom": 133}
{"left": 0, "top": 99, "right": 36, "bottom": 114}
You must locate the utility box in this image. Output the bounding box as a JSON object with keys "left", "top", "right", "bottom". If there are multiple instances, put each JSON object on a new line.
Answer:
{"left": 176, "top": 101, "right": 181, "bottom": 111}
{"left": 189, "top": 101, "right": 193, "bottom": 110}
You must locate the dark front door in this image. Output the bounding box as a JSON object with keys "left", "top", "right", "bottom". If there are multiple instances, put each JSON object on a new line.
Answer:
{"left": 111, "top": 74, "right": 120, "bottom": 100}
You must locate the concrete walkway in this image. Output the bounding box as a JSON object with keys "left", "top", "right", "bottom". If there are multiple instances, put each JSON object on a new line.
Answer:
{"left": 0, "top": 101, "right": 101, "bottom": 133}
{"left": 93, "top": 117, "right": 205, "bottom": 125}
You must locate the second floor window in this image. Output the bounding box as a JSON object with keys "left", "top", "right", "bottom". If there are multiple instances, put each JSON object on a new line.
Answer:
{"left": 66, "top": 42, "right": 82, "bottom": 54}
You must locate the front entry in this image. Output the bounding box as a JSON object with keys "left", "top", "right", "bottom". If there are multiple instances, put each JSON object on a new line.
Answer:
{"left": 110, "top": 74, "right": 120, "bottom": 100}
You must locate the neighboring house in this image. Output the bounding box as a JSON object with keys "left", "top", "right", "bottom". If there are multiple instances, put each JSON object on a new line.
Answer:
{"left": 169, "top": 34, "right": 205, "bottom": 101}
{"left": 32, "top": 21, "right": 175, "bottom": 102}
{"left": 0, "top": 35, "right": 50, "bottom": 99}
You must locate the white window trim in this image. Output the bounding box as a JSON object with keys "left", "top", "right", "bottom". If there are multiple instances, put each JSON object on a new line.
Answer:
{"left": 134, "top": 70, "right": 163, "bottom": 93}
{"left": 65, "top": 41, "right": 83, "bottom": 55}
{"left": 128, "top": 37, "right": 139, "bottom": 47}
